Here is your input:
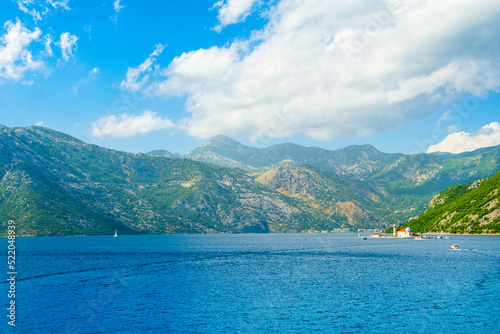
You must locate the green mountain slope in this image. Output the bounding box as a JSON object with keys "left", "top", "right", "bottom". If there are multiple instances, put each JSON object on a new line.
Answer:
{"left": 367, "top": 149, "right": 500, "bottom": 222}
{"left": 402, "top": 170, "right": 500, "bottom": 233}
{"left": 0, "top": 126, "right": 340, "bottom": 235}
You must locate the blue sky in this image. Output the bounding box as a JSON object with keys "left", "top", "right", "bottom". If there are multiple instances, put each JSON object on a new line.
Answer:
{"left": 0, "top": 0, "right": 499, "bottom": 155}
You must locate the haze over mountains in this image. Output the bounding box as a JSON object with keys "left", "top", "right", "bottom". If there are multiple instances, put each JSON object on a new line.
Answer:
{"left": 1, "top": 125, "right": 499, "bottom": 235}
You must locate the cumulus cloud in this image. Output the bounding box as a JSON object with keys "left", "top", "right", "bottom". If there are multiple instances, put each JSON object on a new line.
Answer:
{"left": 120, "top": 43, "right": 166, "bottom": 92}
{"left": 212, "top": 0, "right": 259, "bottom": 31}
{"left": 138, "top": 0, "right": 500, "bottom": 141}
{"left": 428, "top": 122, "right": 500, "bottom": 154}
{"left": 0, "top": 20, "right": 44, "bottom": 82}
{"left": 91, "top": 111, "right": 174, "bottom": 138}
{"left": 57, "top": 32, "right": 78, "bottom": 62}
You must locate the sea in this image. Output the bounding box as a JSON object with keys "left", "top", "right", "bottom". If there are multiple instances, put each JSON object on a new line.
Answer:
{"left": 2, "top": 233, "right": 499, "bottom": 333}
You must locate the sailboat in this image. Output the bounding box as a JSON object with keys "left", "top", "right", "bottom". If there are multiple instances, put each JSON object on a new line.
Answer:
{"left": 114, "top": 230, "right": 118, "bottom": 237}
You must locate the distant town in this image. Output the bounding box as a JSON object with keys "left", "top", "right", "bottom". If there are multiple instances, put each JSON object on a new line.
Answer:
{"left": 301, "top": 228, "right": 361, "bottom": 233}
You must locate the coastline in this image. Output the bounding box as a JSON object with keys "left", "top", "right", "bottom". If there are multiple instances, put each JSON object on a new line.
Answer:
{"left": 4, "top": 231, "right": 500, "bottom": 237}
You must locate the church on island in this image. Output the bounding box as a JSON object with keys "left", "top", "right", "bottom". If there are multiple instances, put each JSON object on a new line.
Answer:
{"left": 364, "top": 225, "right": 422, "bottom": 238}
{"left": 394, "top": 226, "right": 413, "bottom": 238}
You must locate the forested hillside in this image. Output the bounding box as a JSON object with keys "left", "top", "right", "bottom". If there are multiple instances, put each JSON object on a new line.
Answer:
{"left": 402, "top": 170, "right": 500, "bottom": 233}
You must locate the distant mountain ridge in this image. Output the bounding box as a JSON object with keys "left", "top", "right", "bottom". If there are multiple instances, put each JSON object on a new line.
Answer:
{"left": 152, "top": 134, "right": 500, "bottom": 228}
{"left": 429, "top": 144, "right": 500, "bottom": 159}
{"left": 147, "top": 149, "right": 182, "bottom": 159}
{"left": 152, "top": 135, "right": 404, "bottom": 178}
{"left": 2, "top": 125, "right": 500, "bottom": 235}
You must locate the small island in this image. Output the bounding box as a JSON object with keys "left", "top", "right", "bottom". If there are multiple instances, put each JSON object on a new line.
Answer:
{"left": 359, "top": 226, "right": 443, "bottom": 239}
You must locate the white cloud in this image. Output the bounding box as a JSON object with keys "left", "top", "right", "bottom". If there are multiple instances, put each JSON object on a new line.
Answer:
{"left": 0, "top": 14, "right": 80, "bottom": 84}
{"left": 428, "top": 122, "right": 500, "bottom": 154}
{"left": 212, "top": 0, "right": 259, "bottom": 31}
{"left": 16, "top": 0, "right": 70, "bottom": 22}
{"left": 47, "top": 0, "right": 70, "bottom": 10}
{"left": 111, "top": 0, "right": 125, "bottom": 22}
{"left": 158, "top": 45, "right": 238, "bottom": 94}
{"left": 43, "top": 34, "right": 54, "bottom": 57}
{"left": 91, "top": 111, "right": 174, "bottom": 138}
{"left": 90, "top": 67, "right": 100, "bottom": 76}
{"left": 114, "top": 0, "right": 124, "bottom": 13}
{"left": 0, "top": 20, "right": 44, "bottom": 82}
{"left": 120, "top": 43, "right": 165, "bottom": 92}
{"left": 57, "top": 32, "right": 78, "bottom": 62}
{"left": 137, "top": 0, "right": 500, "bottom": 141}
{"left": 150, "top": 43, "right": 165, "bottom": 57}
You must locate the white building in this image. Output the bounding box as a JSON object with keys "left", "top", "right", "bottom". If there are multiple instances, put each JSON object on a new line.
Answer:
{"left": 397, "top": 227, "right": 412, "bottom": 238}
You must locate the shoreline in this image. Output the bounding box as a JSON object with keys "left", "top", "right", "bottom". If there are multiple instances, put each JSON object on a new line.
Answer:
{"left": 3, "top": 231, "right": 500, "bottom": 237}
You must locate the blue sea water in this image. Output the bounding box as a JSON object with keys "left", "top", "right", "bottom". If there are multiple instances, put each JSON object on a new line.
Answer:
{"left": 2, "top": 233, "right": 500, "bottom": 333}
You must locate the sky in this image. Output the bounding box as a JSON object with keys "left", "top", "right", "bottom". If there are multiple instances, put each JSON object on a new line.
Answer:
{"left": 0, "top": 0, "right": 499, "bottom": 155}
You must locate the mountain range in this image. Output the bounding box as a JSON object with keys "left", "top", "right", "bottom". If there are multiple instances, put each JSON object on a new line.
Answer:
{"left": 1, "top": 125, "right": 499, "bottom": 235}
{"left": 151, "top": 135, "right": 500, "bottom": 227}
{"left": 183, "top": 135, "right": 405, "bottom": 177}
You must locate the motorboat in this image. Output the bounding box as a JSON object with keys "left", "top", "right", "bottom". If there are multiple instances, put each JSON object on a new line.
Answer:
{"left": 449, "top": 244, "right": 460, "bottom": 250}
